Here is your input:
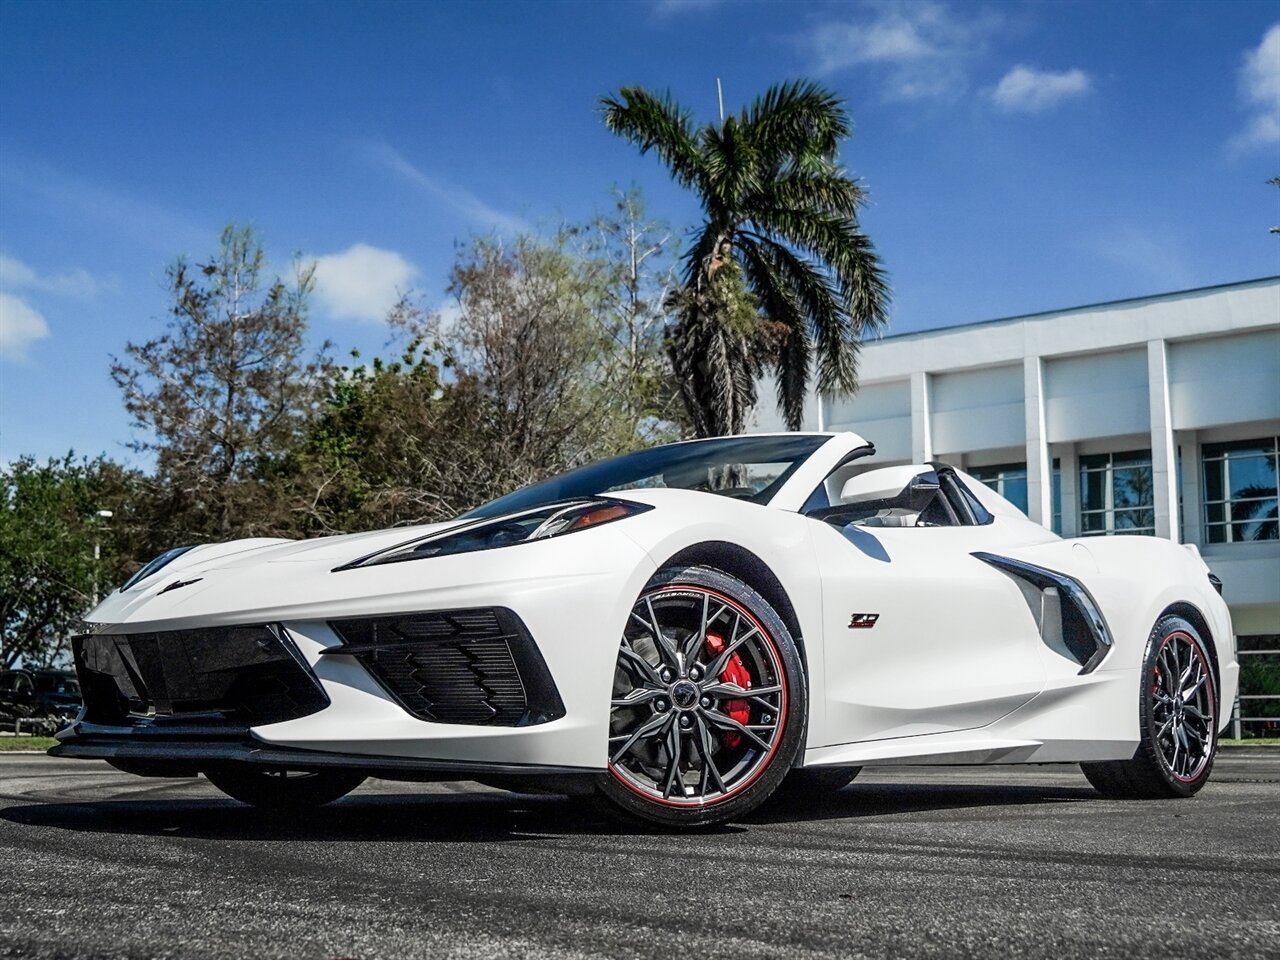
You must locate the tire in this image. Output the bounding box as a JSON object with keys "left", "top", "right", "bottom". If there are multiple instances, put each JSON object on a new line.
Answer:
{"left": 596, "top": 564, "right": 806, "bottom": 828}
{"left": 204, "top": 764, "right": 366, "bottom": 810}
{"left": 1081, "top": 615, "right": 1218, "bottom": 799}
{"left": 778, "top": 765, "right": 862, "bottom": 796}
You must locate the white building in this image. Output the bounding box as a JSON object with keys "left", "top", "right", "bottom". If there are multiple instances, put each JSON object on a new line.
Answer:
{"left": 754, "top": 276, "right": 1280, "bottom": 647}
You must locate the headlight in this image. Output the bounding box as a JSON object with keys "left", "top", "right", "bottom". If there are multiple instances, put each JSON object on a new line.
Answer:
{"left": 119, "top": 545, "right": 197, "bottom": 591}
{"left": 336, "top": 498, "right": 651, "bottom": 570}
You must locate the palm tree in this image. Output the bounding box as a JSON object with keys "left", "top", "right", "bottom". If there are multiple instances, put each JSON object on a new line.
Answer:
{"left": 601, "top": 81, "right": 889, "bottom": 435}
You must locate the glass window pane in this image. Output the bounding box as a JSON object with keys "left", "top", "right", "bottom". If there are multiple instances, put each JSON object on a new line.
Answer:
{"left": 1114, "top": 508, "right": 1154, "bottom": 532}
{"left": 1202, "top": 458, "right": 1225, "bottom": 503}
{"left": 1113, "top": 465, "right": 1153, "bottom": 509}
{"left": 1002, "top": 476, "right": 1028, "bottom": 513}
{"left": 1081, "top": 512, "right": 1107, "bottom": 533}
{"left": 1232, "top": 498, "right": 1278, "bottom": 542}
{"left": 1080, "top": 469, "right": 1107, "bottom": 511}
{"left": 1227, "top": 454, "right": 1278, "bottom": 501}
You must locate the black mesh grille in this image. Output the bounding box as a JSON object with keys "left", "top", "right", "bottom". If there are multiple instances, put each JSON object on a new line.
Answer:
{"left": 73, "top": 626, "right": 328, "bottom": 726}
{"left": 328, "top": 608, "right": 564, "bottom": 726}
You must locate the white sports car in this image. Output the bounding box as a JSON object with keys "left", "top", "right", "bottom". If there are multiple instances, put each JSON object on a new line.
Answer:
{"left": 56, "top": 433, "right": 1238, "bottom": 827}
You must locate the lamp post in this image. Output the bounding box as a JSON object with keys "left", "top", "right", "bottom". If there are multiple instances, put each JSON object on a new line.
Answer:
{"left": 91, "top": 509, "right": 113, "bottom": 608}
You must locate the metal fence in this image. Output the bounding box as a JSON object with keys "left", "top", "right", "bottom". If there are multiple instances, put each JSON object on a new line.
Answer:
{"left": 1232, "top": 647, "right": 1280, "bottom": 739}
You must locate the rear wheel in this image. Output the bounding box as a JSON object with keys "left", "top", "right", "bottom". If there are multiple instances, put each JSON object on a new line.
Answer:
{"left": 1081, "top": 615, "right": 1217, "bottom": 799}
{"left": 596, "top": 565, "right": 805, "bottom": 828}
{"left": 204, "top": 764, "right": 366, "bottom": 810}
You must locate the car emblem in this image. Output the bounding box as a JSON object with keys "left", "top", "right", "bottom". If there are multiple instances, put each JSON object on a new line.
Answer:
{"left": 848, "top": 613, "right": 880, "bottom": 629}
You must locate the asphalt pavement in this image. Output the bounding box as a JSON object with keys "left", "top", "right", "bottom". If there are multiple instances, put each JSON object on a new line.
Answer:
{"left": 1, "top": 751, "right": 1277, "bottom": 960}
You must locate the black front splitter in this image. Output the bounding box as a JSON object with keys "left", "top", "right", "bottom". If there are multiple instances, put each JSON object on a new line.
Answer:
{"left": 51, "top": 722, "right": 601, "bottom": 788}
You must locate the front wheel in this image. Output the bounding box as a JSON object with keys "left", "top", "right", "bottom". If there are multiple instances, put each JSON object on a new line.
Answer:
{"left": 204, "top": 764, "right": 366, "bottom": 810}
{"left": 1081, "top": 615, "right": 1218, "bottom": 799}
{"left": 596, "top": 565, "right": 806, "bottom": 828}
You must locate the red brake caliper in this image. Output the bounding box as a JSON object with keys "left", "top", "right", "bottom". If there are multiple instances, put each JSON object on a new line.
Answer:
{"left": 705, "top": 632, "right": 750, "bottom": 749}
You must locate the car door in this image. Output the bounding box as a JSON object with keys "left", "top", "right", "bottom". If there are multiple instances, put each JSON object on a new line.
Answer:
{"left": 808, "top": 467, "right": 1052, "bottom": 747}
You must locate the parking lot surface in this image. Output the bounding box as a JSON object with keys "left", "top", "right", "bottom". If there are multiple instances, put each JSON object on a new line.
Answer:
{"left": 1, "top": 752, "right": 1277, "bottom": 959}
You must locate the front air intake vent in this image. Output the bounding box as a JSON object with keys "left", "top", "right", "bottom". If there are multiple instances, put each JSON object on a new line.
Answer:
{"left": 72, "top": 625, "right": 329, "bottom": 726}
{"left": 325, "top": 608, "right": 565, "bottom": 727}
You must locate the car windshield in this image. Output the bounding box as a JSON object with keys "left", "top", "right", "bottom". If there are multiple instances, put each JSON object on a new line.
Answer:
{"left": 464, "top": 435, "right": 830, "bottom": 520}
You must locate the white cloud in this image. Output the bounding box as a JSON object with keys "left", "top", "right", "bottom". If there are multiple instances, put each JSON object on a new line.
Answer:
{"left": 310, "top": 244, "right": 419, "bottom": 324}
{"left": 1232, "top": 23, "right": 1280, "bottom": 152}
{"left": 804, "top": 2, "right": 1003, "bottom": 101}
{"left": 992, "top": 65, "right": 1092, "bottom": 113}
{"left": 0, "top": 253, "right": 104, "bottom": 298}
{"left": 0, "top": 292, "right": 51, "bottom": 363}
{"left": 362, "top": 142, "right": 529, "bottom": 234}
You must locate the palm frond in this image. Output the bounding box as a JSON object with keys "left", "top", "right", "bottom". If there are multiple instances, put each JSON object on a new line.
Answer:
{"left": 600, "top": 87, "right": 704, "bottom": 190}
{"left": 743, "top": 80, "right": 850, "bottom": 165}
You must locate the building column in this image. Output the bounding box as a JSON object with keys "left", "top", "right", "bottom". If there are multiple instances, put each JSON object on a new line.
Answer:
{"left": 1057, "top": 442, "right": 1080, "bottom": 537}
{"left": 1024, "top": 356, "right": 1053, "bottom": 526}
{"left": 911, "top": 371, "right": 932, "bottom": 463}
{"left": 1148, "top": 339, "right": 1180, "bottom": 541}
{"left": 1177, "top": 430, "right": 1201, "bottom": 545}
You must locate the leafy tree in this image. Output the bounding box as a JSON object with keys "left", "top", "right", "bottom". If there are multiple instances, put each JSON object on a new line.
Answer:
{"left": 584, "top": 187, "right": 686, "bottom": 439}
{"left": 602, "top": 80, "right": 890, "bottom": 434}
{"left": 111, "top": 225, "right": 329, "bottom": 541}
{"left": 293, "top": 226, "right": 677, "bottom": 532}
{"left": 0, "top": 456, "right": 137, "bottom": 667}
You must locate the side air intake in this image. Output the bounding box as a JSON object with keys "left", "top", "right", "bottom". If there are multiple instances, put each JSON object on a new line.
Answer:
{"left": 324, "top": 608, "right": 565, "bottom": 727}
{"left": 972, "top": 552, "right": 1114, "bottom": 674}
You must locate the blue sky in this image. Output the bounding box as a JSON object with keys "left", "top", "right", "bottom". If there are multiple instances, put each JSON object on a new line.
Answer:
{"left": 1, "top": 0, "right": 1277, "bottom": 465}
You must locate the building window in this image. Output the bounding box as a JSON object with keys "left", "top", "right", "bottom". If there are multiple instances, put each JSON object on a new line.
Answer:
{"left": 969, "top": 460, "right": 1062, "bottom": 533}
{"left": 970, "top": 463, "right": 1028, "bottom": 513}
{"left": 1079, "top": 450, "right": 1154, "bottom": 536}
{"left": 1202, "top": 437, "right": 1279, "bottom": 543}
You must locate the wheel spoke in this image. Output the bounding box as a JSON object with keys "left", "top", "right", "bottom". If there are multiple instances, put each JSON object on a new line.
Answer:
{"left": 692, "top": 716, "right": 728, "bottom": 795}
{"left": 611, "top": 687, "right": 665, "bottom": 709}
{"left": 1159, "top": 647, "right": 1178, "bottom": 695}
{"left": 616, "top": 643, "right": 662, "bottom": 687}
{"left": 704, "top": 708, "right": 773, "bottom": 752}
{"left": 661, "top": 722, "right": 684, "bottom": 799}
{"left": 641, "top": 597, "right": 682, "bottom": 670}
{"left": 707, "top": 618, "right": 762, "bottom": 677}
{"left": 610, "top": 711, "right": 671, "bottom": 765}
{"left": 1181, "top": 673, "right": 1205, "bottom": 702}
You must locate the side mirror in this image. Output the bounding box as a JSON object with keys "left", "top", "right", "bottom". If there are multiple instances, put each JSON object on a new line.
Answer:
{"left": 839, "top": 465, "right": 940, "bottom": 509}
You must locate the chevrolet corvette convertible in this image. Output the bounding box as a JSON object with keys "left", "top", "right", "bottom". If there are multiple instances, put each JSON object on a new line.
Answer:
{"left": 55, "top": 433, "right": 1238, "bottom": 827}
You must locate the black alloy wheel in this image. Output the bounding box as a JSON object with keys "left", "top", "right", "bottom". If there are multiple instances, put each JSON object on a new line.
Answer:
{"left": 596, "top": 565, "right": 805, "bottom": 827}
{"left": 1081, "top": 614, "right": 1218, "bottom": 799}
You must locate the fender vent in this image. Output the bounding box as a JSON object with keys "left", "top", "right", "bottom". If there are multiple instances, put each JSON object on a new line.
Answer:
{"left": 325, "top": 608, "right": 565, "bottom": 727}
{"left": 972, "top": 552, "right": 1114, "bottom": 674}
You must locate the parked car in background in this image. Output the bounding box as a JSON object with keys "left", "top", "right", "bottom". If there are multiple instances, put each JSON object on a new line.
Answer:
{"left": 0, "top": 669, "right": 82, "bottom": 734}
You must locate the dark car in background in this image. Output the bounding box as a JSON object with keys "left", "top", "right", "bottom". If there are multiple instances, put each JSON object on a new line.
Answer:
{"left": 0, "top": 669, "right": 81, "bottom": 734}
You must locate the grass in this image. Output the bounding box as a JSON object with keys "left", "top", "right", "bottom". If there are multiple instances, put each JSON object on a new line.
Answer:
{"left": 1220, "top": 738, "right": 1280, "bottom": 746}
{"left": 0, "top": 736, "right": 58, "bottom": 752}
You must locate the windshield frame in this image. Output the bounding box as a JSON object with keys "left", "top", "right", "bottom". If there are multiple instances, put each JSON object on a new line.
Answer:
{"left": 462, "top": 435, "right": 833, "bottom": 520}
